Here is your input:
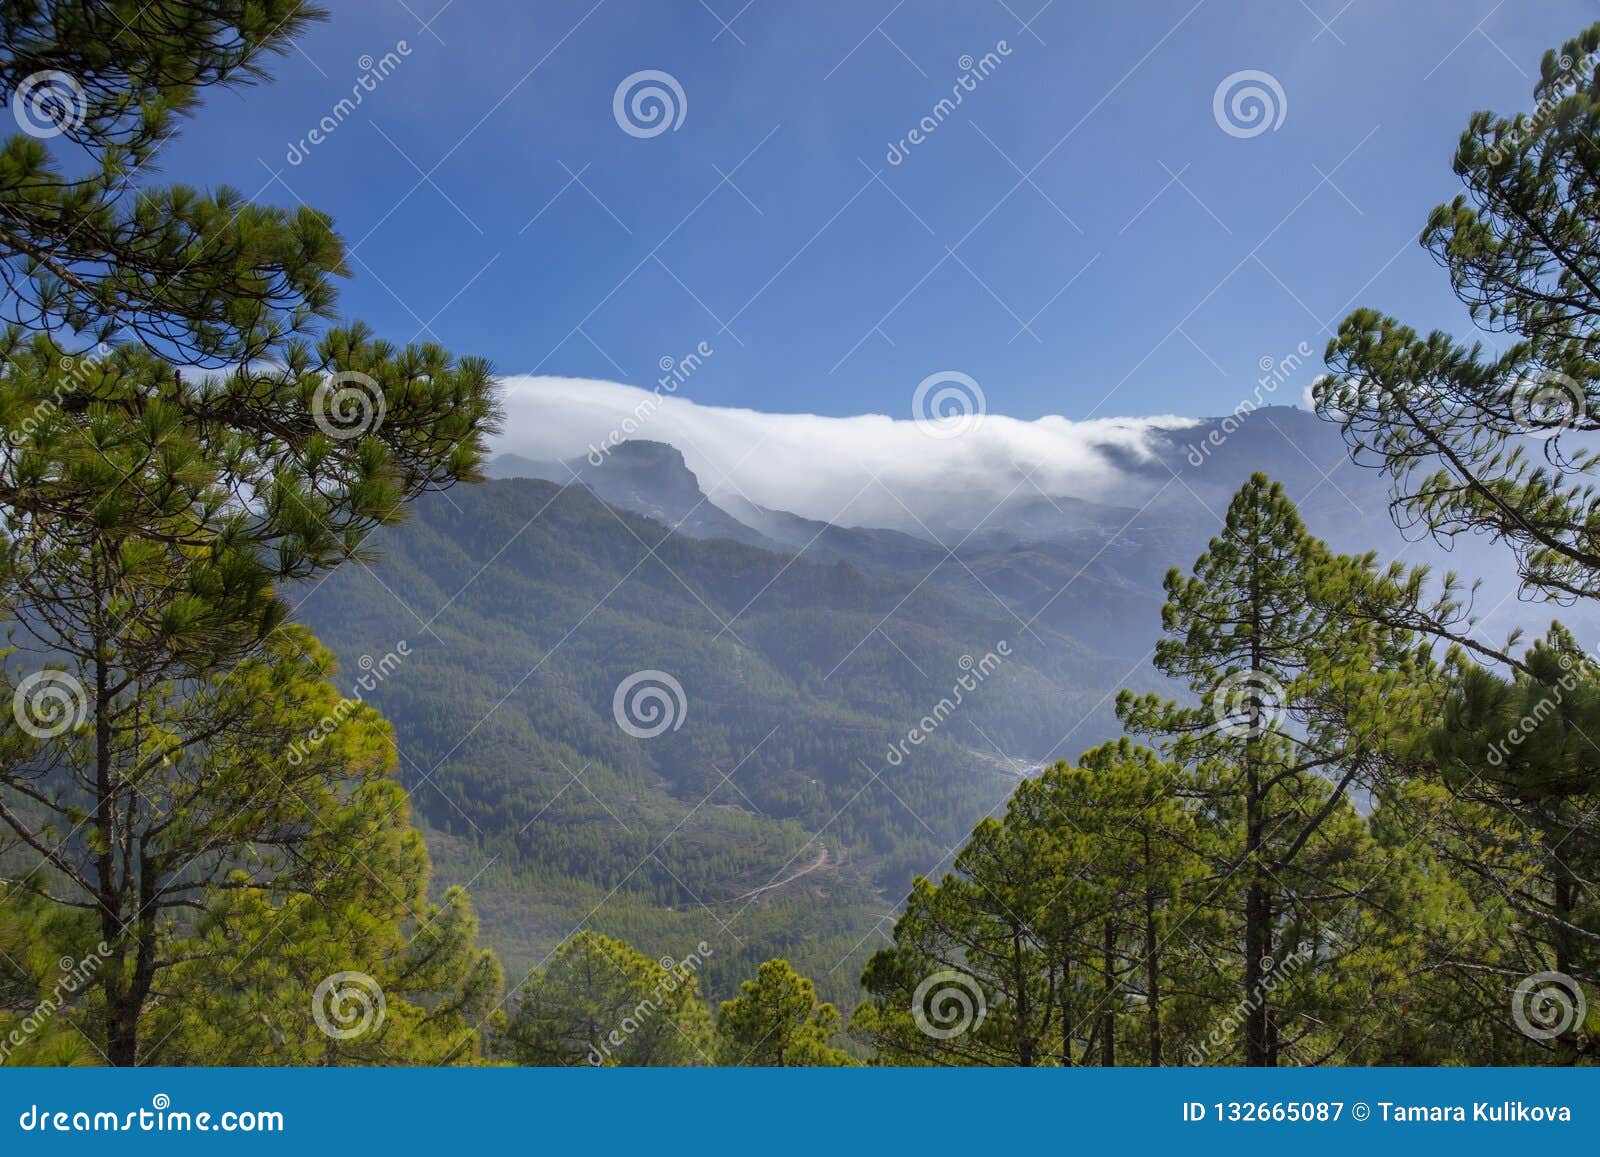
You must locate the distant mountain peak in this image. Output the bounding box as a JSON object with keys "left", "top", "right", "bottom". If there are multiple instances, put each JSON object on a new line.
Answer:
{"left": 488, "top": 441, "right": 773, "bottom": 550}
{"left": 600, "top": 439, "right": 690, "bottom": 469}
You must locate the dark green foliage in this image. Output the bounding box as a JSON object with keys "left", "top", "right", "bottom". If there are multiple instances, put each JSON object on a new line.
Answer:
{"left": 1320, "top": 22, "right": 1600, "bottom": 608}
{"left": 0, "top": 1, "right": 335, "bottom": 364}
{"left": 1426, "top": 628, "right": 1600, "bottom": 1060}
{"left": 0, "top": 1, "right": 502, "bottom": 1066}
{"left": 1313, "top": 16, "right": 1600, "bottom": 1064}
{"left": 1117, "top": 475, "right": 1431, "bottom": 1065}
{"left": 856, "top": 741, "right": 1212, "bottom": 1066}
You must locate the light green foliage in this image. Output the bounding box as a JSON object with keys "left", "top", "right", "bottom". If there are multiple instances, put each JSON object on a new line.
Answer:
{"left": 716, "top": 958, "right": 852, "bottom": 1066}
{"left": 0, "top": 887, "right": 104, "bottom": 1065}
{"left": 3, "top": 627, "right": 503, "bottom": 1065}
{"left": 857, "top": 740, "right": 1210, "bottom": 1066}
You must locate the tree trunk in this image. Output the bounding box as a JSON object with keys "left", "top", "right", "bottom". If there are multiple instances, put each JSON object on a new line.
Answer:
{"left": 92, "top": 569, "right": 143, "bottom": 1067}
{"left": 1013, "top": 930, "right": 1034, "bottom": 1067}
{"left": 1100, "top": 918, "right": 1116, "bottom": 1067}
{"left": 1058, "top": 948, "right": 1075, "bottom": 1066}
{"left": 1143, "top": 835, "right": 1162, "bottom": 1067}
{"left": 1551, "top": 817, "right": 1580, "bottom": 1065}
{"left": 1243, "top": 569, "right": 1274, "bottom": 1067}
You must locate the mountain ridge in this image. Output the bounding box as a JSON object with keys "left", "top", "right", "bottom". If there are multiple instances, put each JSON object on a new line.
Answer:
{"left": 300, "top": 404, "right": 1579, "bottom": 1002}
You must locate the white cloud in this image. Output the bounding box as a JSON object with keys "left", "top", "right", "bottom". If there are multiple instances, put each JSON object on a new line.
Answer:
{"left": 493, "top": 374, "right": 1199, "bottom": 528}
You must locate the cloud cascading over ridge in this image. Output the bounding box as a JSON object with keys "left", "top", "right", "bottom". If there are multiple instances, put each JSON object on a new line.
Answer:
{"left": 494, "top": 374, "right": 1200, "bottom": 529}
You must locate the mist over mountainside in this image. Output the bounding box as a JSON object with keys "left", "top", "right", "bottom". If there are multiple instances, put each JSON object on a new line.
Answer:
{"left": 489, "top": 402, "right": 1576, "bottom": 651}
{"left": 294, "top": 399, "right": 1586, "bottom": 1003}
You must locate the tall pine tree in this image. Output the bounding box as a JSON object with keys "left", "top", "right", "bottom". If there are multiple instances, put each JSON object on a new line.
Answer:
{"left": 1117, "top": 475, "right": 1425, "bottom": 1065}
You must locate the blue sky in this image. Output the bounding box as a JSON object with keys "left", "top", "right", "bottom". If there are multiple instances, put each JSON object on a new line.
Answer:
{"left": 160, "top": 0, "right": 1593, "bottom": 421}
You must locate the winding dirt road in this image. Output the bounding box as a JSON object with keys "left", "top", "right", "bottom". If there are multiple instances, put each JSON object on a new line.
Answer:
{"left": 730, "top": 843, "right": 832, "bottom": 903}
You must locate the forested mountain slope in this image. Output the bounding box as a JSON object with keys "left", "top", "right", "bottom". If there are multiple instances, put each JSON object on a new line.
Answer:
{"left": 299, "top": 476, "right": 1146, "bottom": 998}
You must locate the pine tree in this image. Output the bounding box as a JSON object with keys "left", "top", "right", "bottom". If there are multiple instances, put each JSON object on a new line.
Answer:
{"left": 1319, "top": 22, "right": 1600, "bottom": 612}
{"left": 1312, "top": 18, "right": 1600, "bottom": 1062}
{"left": 0, "top": 886, "right": 104, "bottom": 1065}
{"left": 716, "top": 958, "right": 852, "bottom": 1066}
{"left": 1117, "top": 475, "right": 1424, "bottom": 1065}
{"left": 503, "top": 932, "right": 713, "bottom": 1067}
{"left": 2, "top": 2, "right": 338, "bottom": 366}
{"left": 856, "top": 812, "right": 1055, "bottom": 1066}
{"left": 0, "top": 3, "right": 501, "bottom": 1066}
{"left": 856, "top": 741, "right": 1211, "bottom": 1066}
{"left": 1425, "top": 629, "right": 1600, "bottom": 1060}
{"left": 3, "top": 626, "right": 501, "bottom": 1064}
